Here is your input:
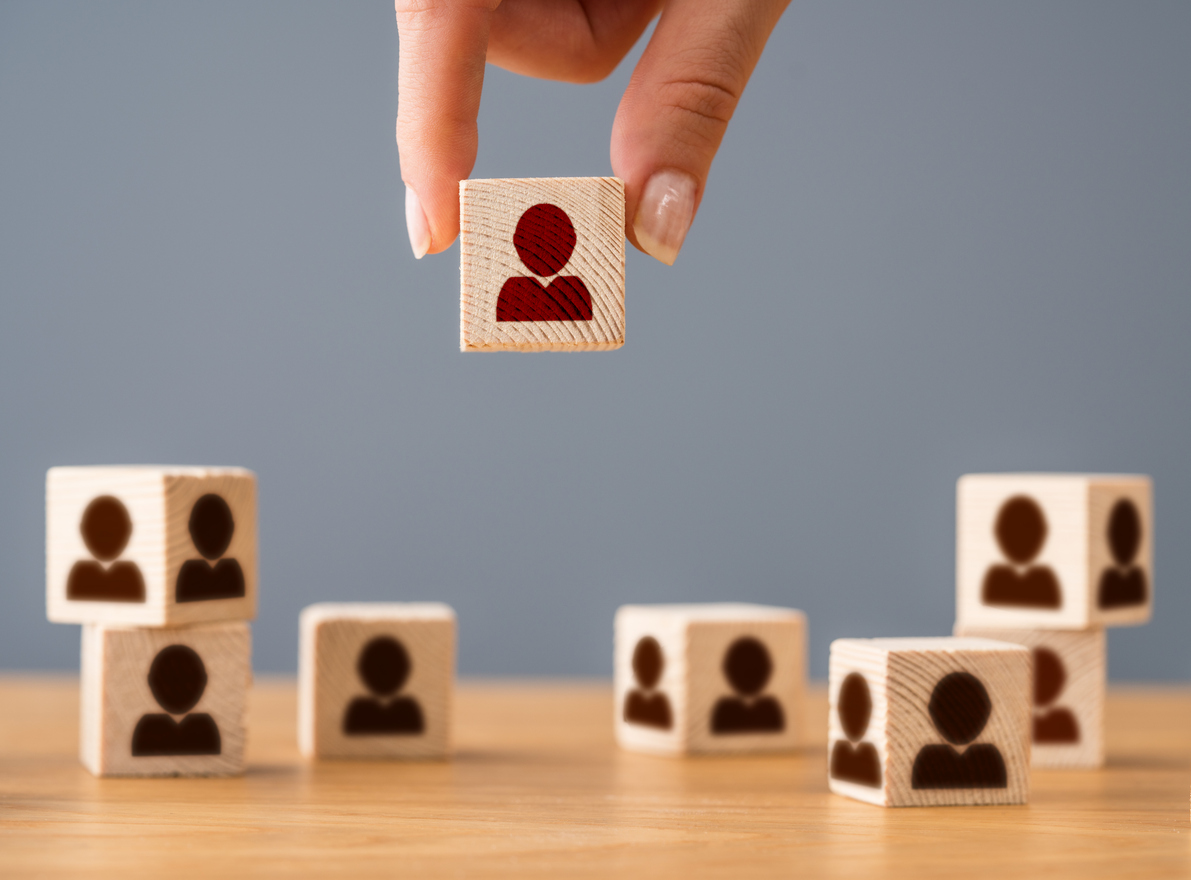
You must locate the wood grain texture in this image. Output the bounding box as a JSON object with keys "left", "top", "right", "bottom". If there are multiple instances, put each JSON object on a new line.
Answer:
{"left": 3, "top": 677, "right": 1191, "bottom": 879}
{"left": 956, "top": 626, "right": 1106, "bottom": 768}
{"left": 460, "top": 177, "right": 625, "bottom": 352}
{"left": 956, "top": 473, "right": 1152, "bottom": 630}
{"left": 829, "top": 637, "right": 1031, "bottom": 807}
{"left": 47, "top": 466, "right": 257, "bottom": 627}
{"left": 80, "top": 621, "right": 250, "bottom": 777}
{"left": 297, "top": 603, "right": 455, "bottom": 759}
{"left": 614, "top": 604, "right": 806, "bottom": 756}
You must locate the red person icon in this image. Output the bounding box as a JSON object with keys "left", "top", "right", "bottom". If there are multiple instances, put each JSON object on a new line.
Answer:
{"left": 497, "top": 204, "right": 593, "bottom": 322}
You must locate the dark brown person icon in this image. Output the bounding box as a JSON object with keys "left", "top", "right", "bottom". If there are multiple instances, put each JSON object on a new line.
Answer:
{"left": 131, "top": 644, "right": 221, "bottom": 756}
{"left": 66, "top": 495, "right": 146, "bottom": 602}
{"left": 710, "top": 636, "right": 785, "bottom": 734}
{"left": 496, "top": 203, "right": 593, "bottom": 322}
{"left": 1032, "top": 647, "right": 1079, "bottom": 743}
{"left": 176, "top": 494, "right": 245, "bottom": 603}
{"left": 911, "top": 672, "right": 1007, "bottom": 789}
{"left": 1098, "top": 499, "right": 1147, "bottom": 609}
{"left": 343, "top": 636, "right": 425, "bottom": 735}
{"left": 981, "top": 495, "right": 1062, "bottom": 609}
{"left": 623, "top": 636, "right": 673, "bottom": 730}
{"left": 830, "top": 672, "right": 881, "bottom": 787}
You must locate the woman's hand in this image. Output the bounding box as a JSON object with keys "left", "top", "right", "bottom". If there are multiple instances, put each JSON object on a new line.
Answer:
{"left": 396, "top": 0, "right": 789, "bottom": 264}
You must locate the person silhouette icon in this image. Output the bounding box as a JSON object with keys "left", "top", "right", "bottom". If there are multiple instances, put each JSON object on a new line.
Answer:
{"left": 1097, "top": 499, "right": 1147, "bottom": 609}
{"left": 131, "top": 644, "right": 222, "bottom": 756}
{"left": 66, "top": 495, "right": 145, "bottom": 602}
{"left": 176, "top": 494, "right": 246, "bottom": 603}
{"left": 496, "top": 203, "right": 593, "bottom": 323}
{"left": 911, "top": 672, "right": 1007, "bottom": 789}
{"left": 710, "top": 637, "right": 785, "bottom": 734}
{"left": 623, "top": 637, "right": 673, "bottom": 730}
{"left": 1032, "top": 647, "right": 1079, "bottom": 743}
{"left": 830, "top": 672, "right": 881, "bottom": 787}
{"left": 981, "top": 495, "right": 1062, "bottom": 609}
{"left": 343, "top": 636, "right": 425, "bottom": 735}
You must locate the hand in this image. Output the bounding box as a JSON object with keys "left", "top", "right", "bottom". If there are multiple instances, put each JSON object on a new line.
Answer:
{"left": 396, "top": 0, "right": 790, "bottom": 264}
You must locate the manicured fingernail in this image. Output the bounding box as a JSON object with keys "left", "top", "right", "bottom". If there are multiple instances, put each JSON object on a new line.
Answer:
{"left": 632, "top": 169, "right": 697, "bottom": 266}
{"left": 405, "top": 185, "right": 431, "bottom": 259}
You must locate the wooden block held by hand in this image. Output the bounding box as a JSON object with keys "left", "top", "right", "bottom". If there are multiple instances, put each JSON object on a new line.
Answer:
{"left": 298, "top": 603, "right": 455, "bottom": 760}
{"left": 956, "top": 474, "right": 1152, "bottom": 630}
{"left": 955, "top": 625, "right": 1105, "bottom": 768}
{"left": 80, "top": 621, "right": 250, "bottom": 777}
{"left": 828, "top": 637, "right": 1030, "bottom": 807}
{"left": 460, "top": 177, "right": 625, "bottom": 352}
{"left": 614, "top": 604, "right": 807, "bottom": 756}
{"left": 47, "top": 466, "right": 257, "bottom": 627}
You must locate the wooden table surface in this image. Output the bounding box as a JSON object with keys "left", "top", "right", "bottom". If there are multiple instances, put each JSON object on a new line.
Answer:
{"left": 1, "top": 677, "right": 1189, "bottom": 878}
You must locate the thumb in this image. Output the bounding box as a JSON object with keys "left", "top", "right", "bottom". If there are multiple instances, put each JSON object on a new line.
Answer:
{"left": 610, "top": 0, "right": 789, "bottom": 265}
{"left": 395, "top": 1, "right": 497, "bottom": 257}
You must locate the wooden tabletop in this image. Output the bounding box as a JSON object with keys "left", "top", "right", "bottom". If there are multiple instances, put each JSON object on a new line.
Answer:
{"left": 1, "top": 677, "right": 1189, "bottom": 878}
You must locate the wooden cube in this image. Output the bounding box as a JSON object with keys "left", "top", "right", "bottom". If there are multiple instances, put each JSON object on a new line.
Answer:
{"left": 828, "top": 637, "right": 1030, "bottom": 807}
{"left": 956, "top": 474, "right": 1152, "bottom": 630}
{"left": 298, "top": 603, "right": 455, "bottom": 760}
{"left": 614, "top": 604, "right": 807, "bottom": 756}
{"left": 47, "top": 466, "right": 257, "bottom": 627}
{"left": 460, "top": 177, "right": 625, "bottom": 352}
{"left": 80, "top": 621, "right": 250, "bottom": 777}
{"left": 955, "top": 626, "right": 1105, "bottom": 768}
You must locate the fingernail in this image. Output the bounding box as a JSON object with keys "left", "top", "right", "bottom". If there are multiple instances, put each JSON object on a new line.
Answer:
{"left": 632, "top": 169, "right": 697, "bottom": 266}
{"left": 405, "top": 185, "right": 431, "bottom": 259}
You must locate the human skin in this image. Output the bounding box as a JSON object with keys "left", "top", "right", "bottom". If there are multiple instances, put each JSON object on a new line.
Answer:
{"left": 395, "top": 0, "right": 790, "bottom": 265}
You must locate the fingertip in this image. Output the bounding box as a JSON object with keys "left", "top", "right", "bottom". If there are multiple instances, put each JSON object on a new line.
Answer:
{"left": 405, "top": 185, "right": 431, "bottom": 260}
{"left": 630, "top": 169, "right": 697, "bottom": 265}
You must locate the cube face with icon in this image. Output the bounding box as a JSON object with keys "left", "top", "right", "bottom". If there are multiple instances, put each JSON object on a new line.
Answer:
{"left": 459, "top": 177, "right": 626, "bottom": 352}
{"left": 614, "top": 604, "right": 806, "bottom": 756}
{"left": 80, "top": 620, "right": 250, "bottom": 777}
{"left": 828, "top": 637, "right": 1030, "bottom": 807}
{"left": 298, "top": 603, "right": 456, "bottom": 760}
{"left": 46, "top": 466, "right": 257, "bottom": 627}
{"left": 955, "top": 474, "right": 1152, "bottom": 631}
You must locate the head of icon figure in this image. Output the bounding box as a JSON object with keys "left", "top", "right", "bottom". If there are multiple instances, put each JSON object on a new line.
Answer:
{"left": 80, "top": 495, "right": 133, "bottom": 562}
{"left": 358, "top": 636, "right": 411, "bottom": 698}
{"left": 632, "top": 637, "right": 664, "bottom": 690}
{"left": 189, "top": 494, "right": 235, "bottom": 560}
{"left": 1107, "top": 499, "right": 1142, "bottom": 567}
{"left": 148, "top": 644, "right": 208, "bottom": 715}
{"left": 1033, "top": 647, "right": 1066, "bottom": 708}
{"left": 838, "top": 672, "right": 872, "bottom": 743}
{"left": 513, "top": 204, "right": 577, "bottom": 277}
{"left": 928, "top": 672, "right": 992, "bottom": 746}
{"left": 995, "top": 496, "right": 1048, "bottom": 565}
{"left": 723, "top": 637, "right": 773, "bottom": 698}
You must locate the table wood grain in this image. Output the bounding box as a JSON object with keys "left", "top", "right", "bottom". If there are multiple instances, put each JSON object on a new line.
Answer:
{"left": 1, "top": 677, "right": 1189, "bottom": 878}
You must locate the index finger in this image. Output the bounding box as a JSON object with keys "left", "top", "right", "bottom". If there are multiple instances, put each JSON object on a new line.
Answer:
{"left": 395, "top": 1, "right": 497, "bottom": 257}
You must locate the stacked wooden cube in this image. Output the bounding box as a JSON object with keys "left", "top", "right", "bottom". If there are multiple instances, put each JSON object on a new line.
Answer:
{"left": 954, "top": 474, "right": 1153, "bottom": 769}
{"left": 47, "top": 467, "right": 257, "bottom": 777}
{"left": 826, "top": 473, "right": 1152, "bottom": 808}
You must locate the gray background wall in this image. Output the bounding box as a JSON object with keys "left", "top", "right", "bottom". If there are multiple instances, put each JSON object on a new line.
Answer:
{"left": 1, "top": 1, "right": 1188, "bottom": 679}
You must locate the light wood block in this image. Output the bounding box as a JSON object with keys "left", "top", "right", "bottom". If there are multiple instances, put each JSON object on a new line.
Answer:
{"left": 955, "top": 625, "right": 1105, "bottom": 768}
{"left": 828, "top": 637, "right": 1030, "bottom": 807}
{"left": 956, "top": 473, "right": 1152, "bottom": 630}
{"left": 47, "top": 466, "right": 257, "bottom": 626}
{"left": 298, "top": 602, "right": 455, "bottom": 760}
{"left": 614, "top": 603, "right": 806, "bottom": 756}
{"left": 80, "top": 620, "right": 250, "bottom": 777}
{"left": 460, "top": 177, "right": 625, "bottom": 352}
